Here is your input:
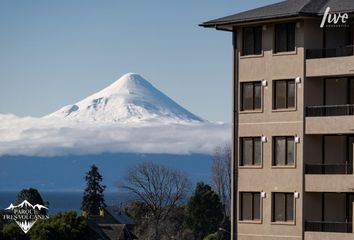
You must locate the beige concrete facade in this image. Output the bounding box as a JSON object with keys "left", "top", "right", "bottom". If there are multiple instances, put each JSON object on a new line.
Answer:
{"left": 305, "top": 175, "right": 354, "bottom": 192}
{"left": 304, "top": 232, "right": 353, "bottom": 240}
{"left": 234, "top": 17, "right": 354, "bottom": 240}
{"left": 306, "top": 116, "right": 354, "bottom": 134}
{"left": 306, "top": 56, "right": 354, "bottom": 77}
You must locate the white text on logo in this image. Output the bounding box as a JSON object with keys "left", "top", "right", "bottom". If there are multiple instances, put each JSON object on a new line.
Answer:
{"left": 321, "top": 7, "right": 349, "bottom": 28}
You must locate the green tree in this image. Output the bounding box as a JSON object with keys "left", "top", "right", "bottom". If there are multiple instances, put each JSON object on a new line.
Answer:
{"left": 81, "top": 164, "right": 106, "bottom": 215}
{"left": 186, "top": 182, "right": 224, "bottom": 240}
{"left": 15, "top": 188, "right": 45, "bottom": 206}
{"left": 1, "top": 223, "right": 29, "bottom": 240}
{"left": 29, "top": 211, "right": 88, "bottom": 240}
{"left": 218, "top": 217, "right": 231, "bottom": 240}
{"left": 203, "top": 232, "right": 219, "bottom": 240}
{"left": 15, "top": 188, "right": 48, "bottom": 215}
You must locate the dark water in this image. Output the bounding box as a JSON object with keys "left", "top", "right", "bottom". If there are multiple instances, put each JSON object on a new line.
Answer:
{"left": 0, "top": 191, "right": 132, "bottom": 215}
{"left": 0, "top": 153, "right": 212, "bottom": 191}
{"left": 0, "top": 153, "right": 211, "bottom": 215}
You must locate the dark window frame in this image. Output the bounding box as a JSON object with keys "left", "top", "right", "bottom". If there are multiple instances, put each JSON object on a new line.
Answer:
{"left": 273, "top": 79, "right": 296, "bottom": 110}
{"left": 272, "top": 192, "right": 295, "bottom": 222}
{"left": 273, "top": 136, "right": 295, "bottom": 166}
{"left": 274, "top": 22, "right": 296, "bottom": 53}
{"left": 240, "top": 137, "right": 262, "bottom": 166}
{"left": 241, "top": 81, "right": 262, "bottom": 111}
{"left": 242, "top": 26, "right": 263, "bottom": 56}
{"left": 240, "top": 192, "right": 261, "bottom": 221}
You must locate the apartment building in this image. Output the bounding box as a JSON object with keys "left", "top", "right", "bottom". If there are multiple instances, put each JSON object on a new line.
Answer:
{"left": 201, "top": 0, "right": 354, "bottom": 240}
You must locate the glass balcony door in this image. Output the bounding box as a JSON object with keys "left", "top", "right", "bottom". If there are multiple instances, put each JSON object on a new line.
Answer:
{"left": 305, "top": 193, "right": 354, "bottom": 233}
{"left": 306, "top": 24, "right": 353, "bottom": 59}
{"left": 325, "top": 26, "right": 352, "bottom": 49}
{"left": 319, "top": 78, "right": 354, "bottom": 116}
{"left": 325, "top": 78, "right": 349, "bottom": 106}
{"left": 305, "top": 136, "right": 354, "bottom": 174}
{"left": 322, "top": 136, "right": 354, "bottom": 174}
{"left": 324, "top": 26, "right": 353, "bottom": 58}
{"left": 324, "top": 193, "right": 347, "bottom": 222}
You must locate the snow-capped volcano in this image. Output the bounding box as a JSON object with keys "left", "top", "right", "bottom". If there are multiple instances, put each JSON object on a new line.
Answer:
{"left": 0, "top": 73, "right": 229, "bottom": 158}
{"left": 47, "top": 73, "right": 204, "bottom": 124}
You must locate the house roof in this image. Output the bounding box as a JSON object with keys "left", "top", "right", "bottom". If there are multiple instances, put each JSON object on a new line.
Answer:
{"left": 105, "top": 206, "right": 134, "bottom": 225}
{"left": 88, "top": 223, "right": 136, "bottom": 240}
{"left": 200, "top": 0, "right": 354, "bottom": 28}
{"left": 98, "top": 224, "right": 126, "bottom": 240}
{"left": 87, "top": 206, "right": 134, "bottom": 226}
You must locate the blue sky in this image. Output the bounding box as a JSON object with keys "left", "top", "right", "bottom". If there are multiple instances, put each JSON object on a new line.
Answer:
{"left": 0, "top": 0, "right": 279, "bottom": 123}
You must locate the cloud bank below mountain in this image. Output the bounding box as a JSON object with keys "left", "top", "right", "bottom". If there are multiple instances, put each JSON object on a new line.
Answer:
{"left": 0, "top": 114, "right": 230, "bottom": 157}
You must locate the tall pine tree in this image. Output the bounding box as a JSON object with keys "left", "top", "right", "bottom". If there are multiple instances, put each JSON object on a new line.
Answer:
{"left": 81, "top": 164, "right": 106, "bottom": 215}
{"left": 186, "top": 182, "right": 224, "bottom": 240}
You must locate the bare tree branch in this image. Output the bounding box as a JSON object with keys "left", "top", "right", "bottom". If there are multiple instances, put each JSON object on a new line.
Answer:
{"left": 120, "top": 161, "right": 190, "bottom": 240}
{"left": 211, "top": 144, "right": 231, "bottom": 217}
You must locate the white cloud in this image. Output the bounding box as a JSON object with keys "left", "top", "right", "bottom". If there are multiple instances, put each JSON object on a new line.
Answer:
{"left": 0, "top": 114, "right": 231, "bottom": 157}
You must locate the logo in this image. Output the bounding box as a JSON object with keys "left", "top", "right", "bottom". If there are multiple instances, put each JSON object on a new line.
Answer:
{"left": 2, "top": 200, "right": 49, "bottom": 233}
{"left": 320, "top": 7, "right": 349, "bottom": 28}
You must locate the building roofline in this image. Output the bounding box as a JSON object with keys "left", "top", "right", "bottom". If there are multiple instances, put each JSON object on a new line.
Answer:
{"left": 199, "top": 13, "right": 313, "bottom": 28}
{"left": 200, "top": 0, "right": 354, "bottom": 30}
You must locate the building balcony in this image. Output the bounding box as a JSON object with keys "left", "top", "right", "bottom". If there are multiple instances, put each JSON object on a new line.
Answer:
{"left": 305, "top": 46, "right": 354, "bottom": 77}
{"left": 305, "top": 164, "right": 353, "bottom": 175}
{"left": 305, "top": 221, "right": 352, "bottom": 233}
{"left": 305, "top": 173, "right": 354, "bottom": 192}
{"left": 305, "top": 105, "right": 354, "bottom": 134}
{"left": 306, "top": 45, "right": 354, "bottom": 59}
{"left": 304, "top": 133, "right": 354, "bottom": 192}
{"left": 305, "top": 163, "right": 354, "bottom": 192}
{"left": 305, "top": 231, "right": 353, "bottom": 240}
{"left": 304, "top": 196, "right": 354, "bottom": 239}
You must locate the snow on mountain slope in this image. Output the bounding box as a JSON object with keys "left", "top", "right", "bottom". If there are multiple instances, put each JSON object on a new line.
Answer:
{"left": 46, "top": 73, "right": 204, "bottom": 124}
{"left": 0, "top": 73, "right": 230, "bottom": 157}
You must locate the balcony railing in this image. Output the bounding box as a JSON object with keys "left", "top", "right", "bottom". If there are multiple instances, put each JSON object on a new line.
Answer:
{"left": 305, "top": 164, "right": 353, "bottom": 174}
{"left": 306, "top": 45, "right": 354, "bottom": 59}
{"left": 306, "top": 104, "right": 354, "bottom": 117}
{"left": 305, "top": 221, "right": 353, "bottom": 233}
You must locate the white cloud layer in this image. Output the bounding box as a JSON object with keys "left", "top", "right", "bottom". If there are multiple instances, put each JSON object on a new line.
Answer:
{"left": 0, "top": 114, "right": 231, "bottom": 157}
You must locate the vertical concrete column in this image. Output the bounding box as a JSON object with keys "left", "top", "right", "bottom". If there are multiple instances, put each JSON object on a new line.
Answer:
{"left": 231, "top": 29, "right": 239, "bottom": 240}
{"left": 352, "top": 202, "right": 354, "bottom": 235}
{"left": 350, "top": 142, "right": 354, "bottom": 172}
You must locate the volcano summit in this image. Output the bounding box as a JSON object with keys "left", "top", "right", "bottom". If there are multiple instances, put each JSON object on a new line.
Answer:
{"left": 47, "top": 73, "right": 204, "bottom": 124}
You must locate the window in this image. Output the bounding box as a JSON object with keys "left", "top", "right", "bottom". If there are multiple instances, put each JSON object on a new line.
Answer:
{"left": 275, "top": 23, "right": 295, "bottom": 53}
{"left": 243, "top": 26, "right": 262, "bottom": 55}
{"left": 241, "top": 82, "right": 262, "bottom": 111}
{"left": 272, "top": 193, "right": 294, "bottom": 222}
{"left": 240, "top": 192, "right": 261, "bottom": 221}
{"left": 240, "top": 137, "right": 262, "bottom": 166}
{"left": 273, "top": 80, "right": 295, "bottom": 109}
{"left": 273, "top": 137, "right": 295, "bottom": 166}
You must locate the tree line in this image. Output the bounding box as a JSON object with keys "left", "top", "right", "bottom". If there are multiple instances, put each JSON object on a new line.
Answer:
{"left": 119, "top": 144, "right": 231, "bottom": 240}
{"left": 0, "top": 144, "right": 231, "bottom": 240}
